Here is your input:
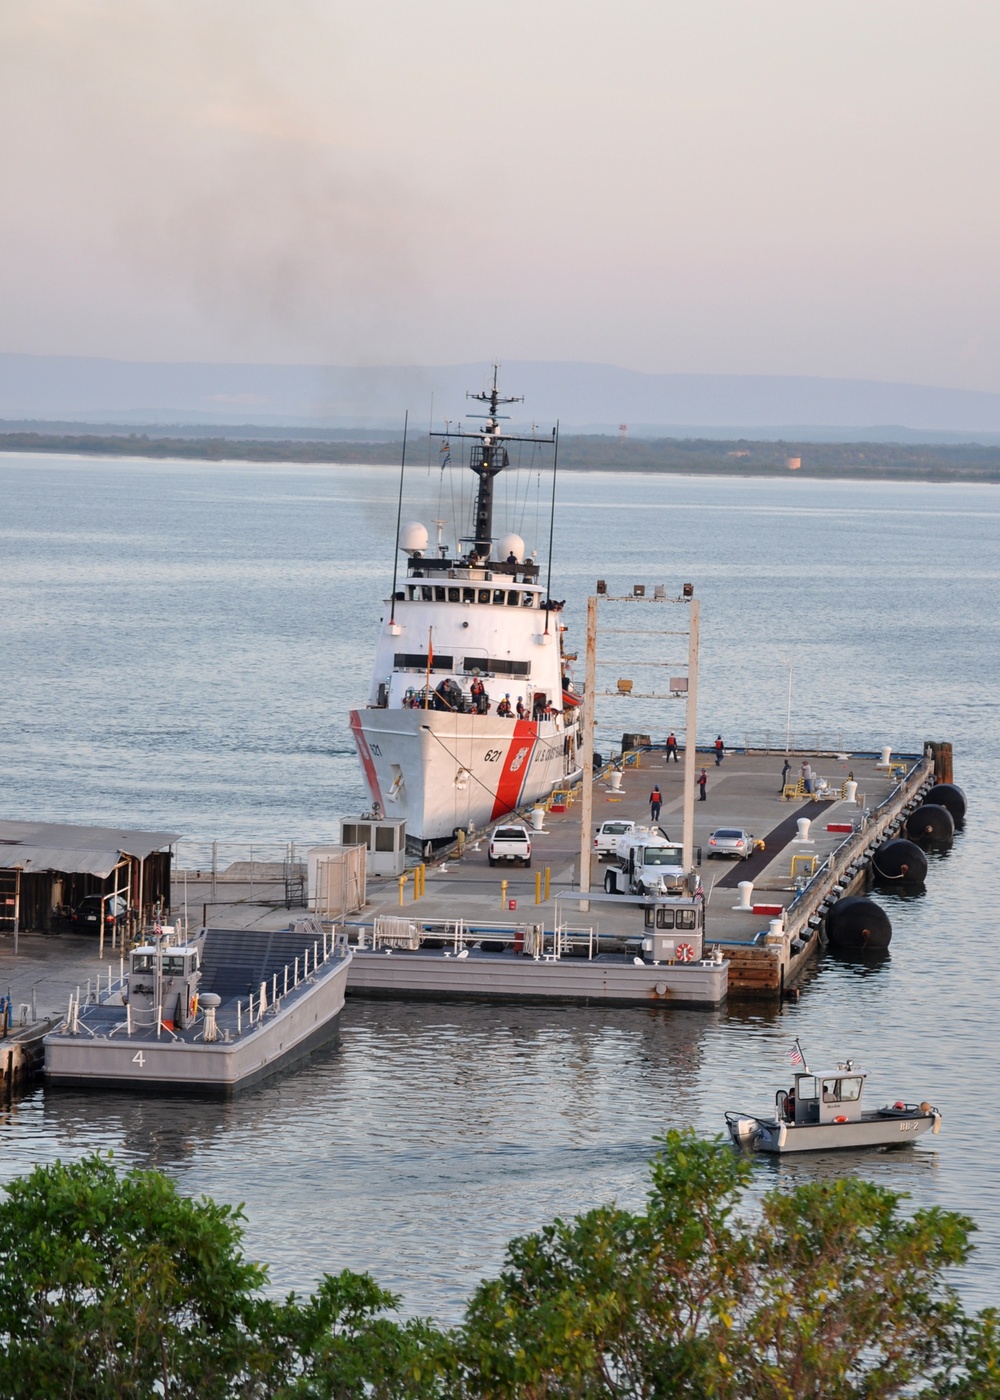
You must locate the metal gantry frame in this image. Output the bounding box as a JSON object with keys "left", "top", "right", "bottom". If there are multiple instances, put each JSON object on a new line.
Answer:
{"left": 578, "top": 588, "right": 700, "bottom": 901}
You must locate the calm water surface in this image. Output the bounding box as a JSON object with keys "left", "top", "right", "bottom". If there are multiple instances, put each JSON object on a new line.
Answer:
{"left": 0, "top": 454, "right": 997, "bottom": 1317}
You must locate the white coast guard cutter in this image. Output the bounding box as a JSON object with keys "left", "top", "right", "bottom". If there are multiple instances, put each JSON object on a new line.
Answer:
{"left": 350, "top": 371, "right": 582, "bottom": 848}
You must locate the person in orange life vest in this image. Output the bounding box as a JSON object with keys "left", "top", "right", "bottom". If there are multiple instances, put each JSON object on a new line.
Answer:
{"left": 649, "top": 785, "right": 662, "bottom": 821}
{"left": 516, "top": 697, "right": 527, "bottom": 720}
{"left": 665, "top": 732, "right": 679, "bottom": 763}
{"left": 698, "top": 768, "right": 708, "bottom": 800}
{"left": 714, "top": 736, "right": 724, "bottom": 766}
{"left": 497, "top": 695, "right": 513, "bottom": 718}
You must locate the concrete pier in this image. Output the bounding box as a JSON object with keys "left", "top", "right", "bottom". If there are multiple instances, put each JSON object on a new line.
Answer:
{"left": 172, "top": 743, "right": 937, "bottom": 1002}
{"left": 0, "top": 744, "right": 944, "bottom": 1089}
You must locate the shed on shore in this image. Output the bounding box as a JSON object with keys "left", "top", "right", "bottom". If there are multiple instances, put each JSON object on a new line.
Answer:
{"left": 0, "top": 821, "right": 179, "bottom": 934}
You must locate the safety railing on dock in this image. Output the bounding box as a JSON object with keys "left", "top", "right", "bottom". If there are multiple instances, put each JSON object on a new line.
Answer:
{"left": 357, "top": 916, "right": 598, "bottom": 960}
{"left": 780, "top": 754, "right": 934, "bottom": 945}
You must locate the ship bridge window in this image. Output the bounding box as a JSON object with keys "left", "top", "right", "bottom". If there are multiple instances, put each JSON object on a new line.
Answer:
{"left": 435, "top": 586, "right": 446, "bottom": 601}
{"left": 395, "top": 652, "right": 454, "bottom": 671}
{"left": 522, "top": 593, "right": 535, "bottom": 607}
{"left": 463, "top": 587, "right": 475, "bottom": 603}
{"left": 132, "top": 954, "right": 154, "bottom": 972}
{"left": 676, "top": 908, "right": 697, "bottom": 930}
{"left": 162, "top": 955, "right": 186, "bottom": 976}
{"left": 462, "top": 657, "right": 530, "bottom": 678}
{"left": 422, "top": 586, "right": 434, "bottom": 601}
{"left": 507, "top": 590, "right": 520, "bottom": 606}
{"left": 797, "top": 1077, "right": 817, "bottom": 1100}
{"left": 655, "top": 908, "right": 675, "bottom": 929}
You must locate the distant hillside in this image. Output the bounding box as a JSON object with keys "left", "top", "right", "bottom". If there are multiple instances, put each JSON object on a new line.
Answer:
{"left": 4, "top": 353, "right": 1000, "bottom": 438}
{"left": 3, "top": 430, "right": 1000, "bottom": 482}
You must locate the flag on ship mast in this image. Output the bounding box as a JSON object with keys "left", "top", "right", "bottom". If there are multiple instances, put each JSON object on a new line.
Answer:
{"left": 789, "top": 1039, "right": 807, "bottom": 1070}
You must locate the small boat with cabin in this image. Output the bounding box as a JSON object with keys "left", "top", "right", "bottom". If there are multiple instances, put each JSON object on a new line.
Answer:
{"left": 44, "top": 920, "right": 352, "bottom": 1095}
{"left": 725, "top": 1048, "right": 941, "bottom": 1154}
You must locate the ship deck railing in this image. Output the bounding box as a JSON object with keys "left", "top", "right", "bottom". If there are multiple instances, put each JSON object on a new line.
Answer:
{"left": 54, "top": 925, "right": 350, "bottom": 1046}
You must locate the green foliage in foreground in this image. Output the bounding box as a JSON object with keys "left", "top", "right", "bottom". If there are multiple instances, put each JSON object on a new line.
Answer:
{"left": 0, "top": 1136, "right": 995, "bottom": 1398}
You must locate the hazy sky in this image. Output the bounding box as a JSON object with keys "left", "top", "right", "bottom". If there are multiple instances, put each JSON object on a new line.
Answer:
{"left": 2, "top": 2, "right": 999, "bottom": 389}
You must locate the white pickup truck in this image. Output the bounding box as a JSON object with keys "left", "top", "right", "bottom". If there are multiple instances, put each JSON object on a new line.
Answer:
{"left": 592, "top": 818, "right": 636, "bottom": 859}
{"left": 488, "top": 824, "right": 532, "bottom": 868}
{"left": 604, "top": 830, "right": 688, "bottom": 895}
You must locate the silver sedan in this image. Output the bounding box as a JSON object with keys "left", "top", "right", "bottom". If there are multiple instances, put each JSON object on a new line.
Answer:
{"left": 707, "top": 828, "right": 757, "bottom": 860}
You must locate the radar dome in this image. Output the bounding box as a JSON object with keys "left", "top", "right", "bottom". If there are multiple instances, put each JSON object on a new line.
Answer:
{"left": 398, "top": 521, "right": 429, "bottom": 556}
{"left": 498, "top": 532, "right": 525, "bottom": 563}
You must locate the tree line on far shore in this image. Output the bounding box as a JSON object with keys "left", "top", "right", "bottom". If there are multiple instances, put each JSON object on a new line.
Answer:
{"left": 4, "top": 429, "right": 1000, "bottom": 480}
{"left": 0, "top": 1132, "right": 996, "bottom": 1398}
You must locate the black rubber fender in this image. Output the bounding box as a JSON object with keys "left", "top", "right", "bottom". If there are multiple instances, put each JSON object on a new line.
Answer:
{"left": 871, "top": 838, "right": 928, "bottom": 885}
{"left": 904, "top": 804, "right": 955, "bottom": 846}
{"left": 826, "top": 896, "right": 892, "bottom": 952}
{"left": 924, "top": 783, "right": 967, "bottom": 824}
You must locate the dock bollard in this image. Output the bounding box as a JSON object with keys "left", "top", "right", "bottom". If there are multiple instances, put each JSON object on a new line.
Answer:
{"left": 794, "top": 818, "right": 813, "bottom": 844}
{"left": 535, "top": 870, "right": 542, "bottom": 904}
{"left": 844, "top": 780, "right": 858, "bottom": 803}
{"left": 733, "top": 880, "right": 754, "bottom": 911}
{"left": 500, "top": 879, "right": 508, "bottom": 908}
{"left": 544, "top": 866, "right": 550, "bottom": 901}
{"left": 398, "top": 874, "right": 408, "bottom": 906}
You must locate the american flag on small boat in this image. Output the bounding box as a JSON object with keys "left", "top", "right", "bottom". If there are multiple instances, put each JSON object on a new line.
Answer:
{"left": 789, "top": 1040, "right": 805, "bottom": 1068}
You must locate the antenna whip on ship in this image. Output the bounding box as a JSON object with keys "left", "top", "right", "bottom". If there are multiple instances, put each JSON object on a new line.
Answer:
{"left": 389, "top": 410, "right": 409, "bottom": 625}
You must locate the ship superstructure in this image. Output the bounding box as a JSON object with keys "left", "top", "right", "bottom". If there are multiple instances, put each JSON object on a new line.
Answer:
{"left": 350, "top": 370, "right": 582, "bottom": 847}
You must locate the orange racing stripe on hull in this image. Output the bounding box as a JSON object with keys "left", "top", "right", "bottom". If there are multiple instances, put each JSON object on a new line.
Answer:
{"left": 349, "top": 710, "right": 385, "bottom": 810}
{"left": 490, "top": 720, "right": 538, "bottom": 822}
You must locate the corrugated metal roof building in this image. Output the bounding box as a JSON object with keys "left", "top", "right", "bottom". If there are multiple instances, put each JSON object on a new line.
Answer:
{"left": 0, "top": 821, "right": 179, "bottom": 935}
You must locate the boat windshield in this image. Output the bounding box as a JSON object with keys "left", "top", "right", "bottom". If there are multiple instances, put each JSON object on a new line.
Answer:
{"left": 821, "top": 1075, "right": 863, "bottom": 1103}
{"left": 642, "top": 846, "right": 683, "bottom": 866}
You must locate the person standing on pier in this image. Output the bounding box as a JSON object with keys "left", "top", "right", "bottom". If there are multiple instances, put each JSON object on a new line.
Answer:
{"left": 666, "top": 732, "right": 679, "bottom": 763}
{"left": 714, "top": 736, "right": 725, "bottom": 766}
{"left": 780, "top": 757, "right": 791, "bottom": 793}
{"left": 698, "top": 768, "right": 708, "bottom": 801}
{"left": 801, "top": 760, "right": 813, "bottom": 794}
{"left": 649, "top": 785, "right": 662, "bottom": 821}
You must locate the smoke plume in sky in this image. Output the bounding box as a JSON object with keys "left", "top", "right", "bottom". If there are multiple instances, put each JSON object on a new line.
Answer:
{"left": 1, "top": 1, "right": 999, "bottom": 390}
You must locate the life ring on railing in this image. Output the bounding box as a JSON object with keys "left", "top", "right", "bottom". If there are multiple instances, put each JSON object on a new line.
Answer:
{"left": 675, "top": 943, "right": 695, "bottom": 963}
{"left": 834, "top": 1114, "right": 848, "bottom": 1123}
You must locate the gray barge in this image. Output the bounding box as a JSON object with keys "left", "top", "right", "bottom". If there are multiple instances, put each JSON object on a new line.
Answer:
{"left": 346, "top": 894, "right": 728, "bottom": 1007}
{"left": 44, "top": 920, "right": 351, "bottom": 1096}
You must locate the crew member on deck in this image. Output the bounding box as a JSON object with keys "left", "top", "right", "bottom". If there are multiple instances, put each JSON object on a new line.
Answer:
{"left": 470, "top": 676, "right": 488, "bottom": 714}
{"left": 497, "top": 694, "right": 513, "bottom": 718}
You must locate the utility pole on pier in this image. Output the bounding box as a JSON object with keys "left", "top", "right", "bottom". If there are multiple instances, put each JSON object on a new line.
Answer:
{"left": 578, "top": 585, "right": 700, "bottom": 903}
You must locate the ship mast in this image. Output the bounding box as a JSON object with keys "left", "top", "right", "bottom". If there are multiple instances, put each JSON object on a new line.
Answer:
{"left": 430, "top": 365, "right": 553, "bottom": 563}
{"left": 466, "top": 367, "right": 522, "bottom": 559}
